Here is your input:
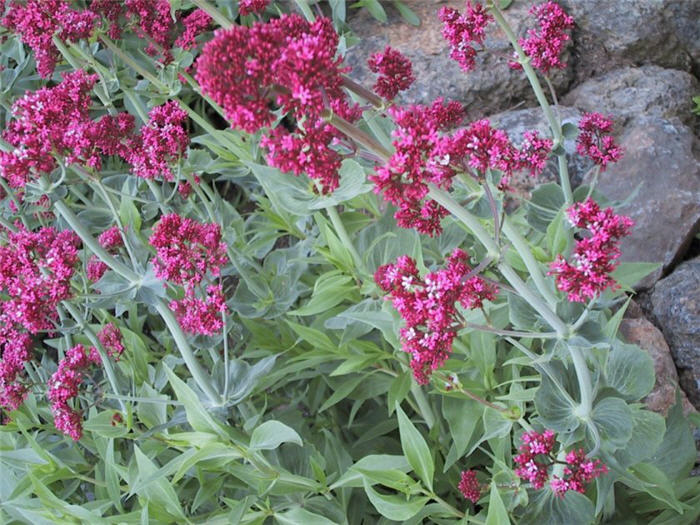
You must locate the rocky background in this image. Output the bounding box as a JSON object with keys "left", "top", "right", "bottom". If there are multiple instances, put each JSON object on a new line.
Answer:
{"left": 344, "top": 0, "right": 700, "bottom": 459}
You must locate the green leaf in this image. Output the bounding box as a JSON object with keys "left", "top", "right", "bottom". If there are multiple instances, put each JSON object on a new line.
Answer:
{"left": 387, "top": 371, "right": 412, "bottom": 416}
{"left": 83, "top": 409, "right": 128, "bottom": 438}
{"left": 361, "top": 0, "right": 388, "bottom": 23}
{"left": 319, "top": 375, "right": 365, "bottom": 412}
{"left": 486, "top": 483, "right": 511, "bottom": 525}
{"left": 362, "top": 479, "right": 429, "bottom": 521}
{"left": 393, "top": 0, "right": 420, "bottom": 25}
{"left": 481, "top": 407, "right": 512, "bottom": 442}
{"left": 250, "top": 420, "right": 302, "bottom": 450}
{"left": 615, "top": 408, "right": 665, "bottom": 468}
{"left": 592, "top": 396, "right": 634, "bottom": 450}
{"left": 534, "top": 374, "right": 579, "bottom": 434}
{"left": 395, "top": 404, "right": 435, "bottom": 491}
{"left": 650, "top": 392, "right": 697, "bottom": 480}
{"left": 289, "top": 271, "right": 354, "bottom": 316}
{"left": 519, "top": 489, "right": 594, "bottom": 525}
{"left": 611, "top": 262, "right": 662, "bottom": 289}
{"left": 353, "top": 468, "right": 418, "bottom": 493}
{"left": 605, "top": 342, "right": 655, "bottom": 400}
{"left": 442, "top": 397, "right": 483, "bottom": 470}
{"left": 330, "top": 454, "right": 411, "bottom": 489}
{"left": 526, "top": 182, "right": 566, "bottom": 232}
{"left": 275, "top": 507, "right": 336, "bottom": 525}
{"left": 561, "top": 121, "right": 579, "bottom": 140}
{"left": 133, "top": 446, "right": 186, "bottom": 520}
{"left": 508, "top": 292, "right": 542, "bottom": 330}
{"left": 545, "top": 209, "right": 569, "bottom": 258}
{"left": 119, "top": 194, "right": 141, "bottom": 232}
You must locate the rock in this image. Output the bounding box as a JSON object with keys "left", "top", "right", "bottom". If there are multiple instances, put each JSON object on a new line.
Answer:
{"left": 489, "top": 105, "right": 590, "bottom": 197}
{"left": 562, "top": 66, "right": 699, "bottom": 127}
{"left": 344, "top": 0, "right": 572, "bottom": 117}
{"left": 619, "top": 317, "right": 695, "bottom": 415}
{"left": 558, "top": 0, "right": 693, "bottom": 82}
{"left": 666, "top": 0, "right": 700, "bottom": 75}
{"left": 586, "top": 116, "right": 700, "bottom": 288}
{"left": 650, "top": 257, "right": 700, "bottom": 409}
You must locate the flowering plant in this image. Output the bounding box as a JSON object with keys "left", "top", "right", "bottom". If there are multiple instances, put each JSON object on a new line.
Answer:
{"left": 0, "top": 0, "right": 697, "bottom": 523}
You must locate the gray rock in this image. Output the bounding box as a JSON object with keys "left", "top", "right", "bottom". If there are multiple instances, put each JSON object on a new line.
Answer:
{"left": 558, "top": 0, "right": 693, "bottom": 82}
{"left": 489, "top": 105, "right": 590, "bottom": 198}
{"left": 344, "top": 0, "right": 572, "bottom": 117}
{"left": 587, "top": 116, "right": 700, "bottom": 288}
{"left": 619, "top": 316, "right": 695, "bottom": 415}
{"left": 666, "top": 0, "right": 700, "bottom": 75}
{"left": 650, "top": 257, "right": 700, "bottom": 409}
{"left": 562, "top": 66, "right": 699, "bottom": 127}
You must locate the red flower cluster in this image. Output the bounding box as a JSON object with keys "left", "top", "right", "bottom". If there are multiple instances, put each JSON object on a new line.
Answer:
{"left": 196, "top": 14, "right": 359, "bottom": 193}
{"left": 149, "top": 214, "right": 228, "bottom": 335}
{"left": 375, "top": 249, "right": 497, "bottom": 384}
{"left": 550, "top": 449, "right": 608, "bottom": 496}
{"left": 372, "top": 105, "right": 552, "bottom": 235}
{"left": 2, "top": 0, "right": 96, "bottom": 78}
{"left": 550, "top": 198, "right": 633, "bottom": 302}
{"left": 458, "top": 470, "right": 481, "bottom": 503}
{"left": 370, "top": 99, "right": 464, "bottom": 236}
{"left": 128, "top": 101, "right": 190, "bottom": 181}
{"left": 514, "top": 429, "right": 607, "bottom": 496}
{"left": 87, "top": 226, "right": 125, "bottom": 283}
{"left": 239, "top": 0, "right": 270, "bottom": 16}
{"left": 513, "top": 1, "right": 574, "bottom": 74}
{"left": 367, "top": 46, "right": 415, "bottom": 100}
{"left": 438, "top": 1, "right": 492, "bottom": 72}
{"left": 48, "top": 324, "right": 124, "bottom": 441}
{"left": 0, "top": 224, "right": 80, "bottom": 410}
{"left": 175, "top": 9, "right": 213, "bottom": 50}
{"left": 576, "top": 113, "right": 623, "bottom": 170}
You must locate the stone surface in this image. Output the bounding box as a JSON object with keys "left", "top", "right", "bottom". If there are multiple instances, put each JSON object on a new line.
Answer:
{"left": 666, "top": 0, "right": 700, "bottom": 75}
{"left": 650, "top": 257, "right": 700, "bottom": 409}
{"left": 558, "top": 0, "right": 693, "bottom": 82}
{"left": 489, "top": 105, "right": 590, "bottom": 197}
{"left": 344, "top": 0, "right": 572, "bottom": 118}
{"left": 586, "top": 116, "right": 700, "bottom": 288}
{"left": 562, "top": 66, "right": 699, "bottom": 127}
{"left": 619, "top": 317, "right": 695, "bottom": 415}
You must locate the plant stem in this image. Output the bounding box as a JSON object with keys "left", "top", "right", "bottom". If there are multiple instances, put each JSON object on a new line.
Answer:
{"left": 62, "top": 302, "right": 126, "bottom": 411}
{"left": 433, "top": 372, "right": 506, "bottom": 413}
{"left": 324, "top": 111, "right": 392, "bottom": 161}
{"left": 341, "top": 76, "right": 385, "bottom": 109}
{"left": 488, "top": 4, "right": 573, "bottom": 205}
{"left": 326, "top": 206, "right": 364, "bottom": 274}
{"left": 191, "top": 0, "right": 232, "bottom": 29}
{"left": 461, "top": 322, "right": 557, "bottom": 339}
{"left": 501, "top": 217, "right": 558, "bottom": 308}
{"left": 99, "top": 36, "right": 167, "bottom": 92}
{"left": 568, "top": 344, "right": 593, "bottom": 416}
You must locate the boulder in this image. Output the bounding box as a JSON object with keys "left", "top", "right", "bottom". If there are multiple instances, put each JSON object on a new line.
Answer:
{"left": 650, "top": 257, "right": 700, "bottom": 409}
{"left": 586, "top": 116, "right": 700, "bottom": 288}
{"left": 344, "top": 0, "right": 572, "bottom": 117}
{"left": 563, "top": 66, "right": 699, "bottom": 127}
{"left": 558, "top": 0, "right": 693, "bottom": 82}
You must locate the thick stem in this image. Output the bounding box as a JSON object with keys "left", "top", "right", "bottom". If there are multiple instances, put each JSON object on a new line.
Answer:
{"left": 324, "top": 112, "right": 392, "bottom": 161}
{"left": 341, "top": 76, "right": 384, "bottom": 109}
{"left": 568, "top": 344, "right": 593, "bottom": 416}
{"left": 489, "top": 4, "right": 573, "bottom": 205}
{"left": 501, "top": 217, "right": 558, "bottom": 308}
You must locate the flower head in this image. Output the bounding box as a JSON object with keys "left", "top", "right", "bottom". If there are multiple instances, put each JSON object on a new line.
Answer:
{"left": 576, "top": 112, "right": 623, "bottom": 170}
{"left": 513, "top": 2, "right": 574, "bottom": 74}
{"left": 175, "top": 9, "right": 212, "bottom": 50}
{"left": 239, "top": 0, "right": 269, "bottom": 16}
{"left": 367, "top": 46, "right": 415, "bottom": 100}
{"left": 458, "top": 470, "right": 481, "bottom": 503}
{"left": 438, "top": 2, "right": 492, "bottom": 72}
{"left": 375, "top": 249, "right": 497, "bottom": 383}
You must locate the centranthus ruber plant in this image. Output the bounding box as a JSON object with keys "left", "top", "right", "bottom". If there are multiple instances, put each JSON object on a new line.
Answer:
{"left": 0, "top": 0, "right": 697, "bottom": 524}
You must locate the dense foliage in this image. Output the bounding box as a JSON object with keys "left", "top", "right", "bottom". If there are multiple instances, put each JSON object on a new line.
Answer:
{"left": 0, "top": 1, "right": 698, "bottom": 524}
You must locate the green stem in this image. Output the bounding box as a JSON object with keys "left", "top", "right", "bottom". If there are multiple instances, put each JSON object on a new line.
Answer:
{"left": 62, "top": 302, "right": 126, "bottom": 412}
{"left": 190, "top": 0, "right": 232, "bottom": 29}
{"left": 324, "top": 112, "right": 392, "bottom": 161}
{"left": 409, "top": 383, "right": 436, "bottom": 429}
{"left": 462, "top": 322, "right": 557, "bottom": 339}
{"left": 326, "top": 206, "right": 364, "bottom": 274}
{"left": 489, "top": 4, "right": 573, "bottom": 205}
{"left": 428, "top": 185, "right": 568, "bottom": 337}
{"left": 99, "top": 36, "right": 167, "bottom": 91}
{"left": 501, "top": 217, "right": 558, "bottom": 308}
{"left": 568, "top": 344, "right": 593, "bottom": 416}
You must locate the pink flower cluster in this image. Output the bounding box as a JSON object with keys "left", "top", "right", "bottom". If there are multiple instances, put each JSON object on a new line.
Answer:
{"left": 513, "top": 2, "right": 574, "bottom": 74}
{"left": 128, "top": 101, "right": 190, "bottom": 181}
{"left": 149, "top": 214, "right": 228, "bottom": 336}
{"left": 375, "top": 249, "right": 498, "bottom": 384}
{"left": 576, "top": 113, "right": 623, "bottom": 170}
{"left": 87, "top": 226, "right": 125, "bottom": 282}
{"left": 458, "top": 470, "right": 481, "bottom": 503}
{"left": 372, "top": 105, "right": 552, "bottom": 235}
{"left": 239, "top": 0, "right": 270, "bottom": 16}
{"left": 48, "top": 324, "right": 124, "bottom": 441}
{"left": 0, "top": 224, "right": 80, "bottom": 410}
{"left": 2, "top": 0, "right": 96, "bottom": 78}
{"left": 0, "top": 71, "right": 190, "bottom": 187}
{"left": 514, "top": 430, "right": 607, "bottom": 496}
{"left": 438, "top": 1, "right": 492, "bottom": 72}
{"left": 550, "top": 198, "right": 633, "bottom": 302}
{"left": 175, "top": 9, "right": 213, "bottom": 50}
{"left": 196, "top": 14, "right": 360, "bottom": 193}
{"left": 367, "top": 46, "right": 415, "bottom": 100}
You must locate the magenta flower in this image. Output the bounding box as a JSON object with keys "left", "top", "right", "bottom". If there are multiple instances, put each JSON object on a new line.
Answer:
{"left": 551, "top": 449, "right": 608, "bottom": 496}
{"left": 239, "top": 0, "right": 270, "bottom": 16}
{"left": 97, "top": 323, "right": 125, "bottom": 359}
{"left": 171, "top": 284, "right": 227, "bottom": 336}
{"left": 513, "top": 430, "right": 556, "bottom": 489}
{"left": 175, "top": 9, "right": 212, "bottom": 50}
{"left": 367, "top": 46, "right": 415, "bottom": 100}
{"left": 375, "top": 249, "right": 497, "bottom": 384}
{"left": 438, "top": 2, "right": 492, "bottom": 72}
{"left": 458, "top": 470, "right": 481, "bottom": 503}
{"left": 513, "top": 2, "right": 574, "bottom": 74}
{"left": 87, "top": 226, "right": 125, "bottom": 283}
{"left": 2, "top": 0, "right": 96, "bottom": 78}
{"left": 0, "top": 330, "right": 33, "bottom": 410}
{"left": 550, "top": 198, "right": 633, "bottom": 302}
{"left": 576, "top": 112, "right": 623, "bottom": 170}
